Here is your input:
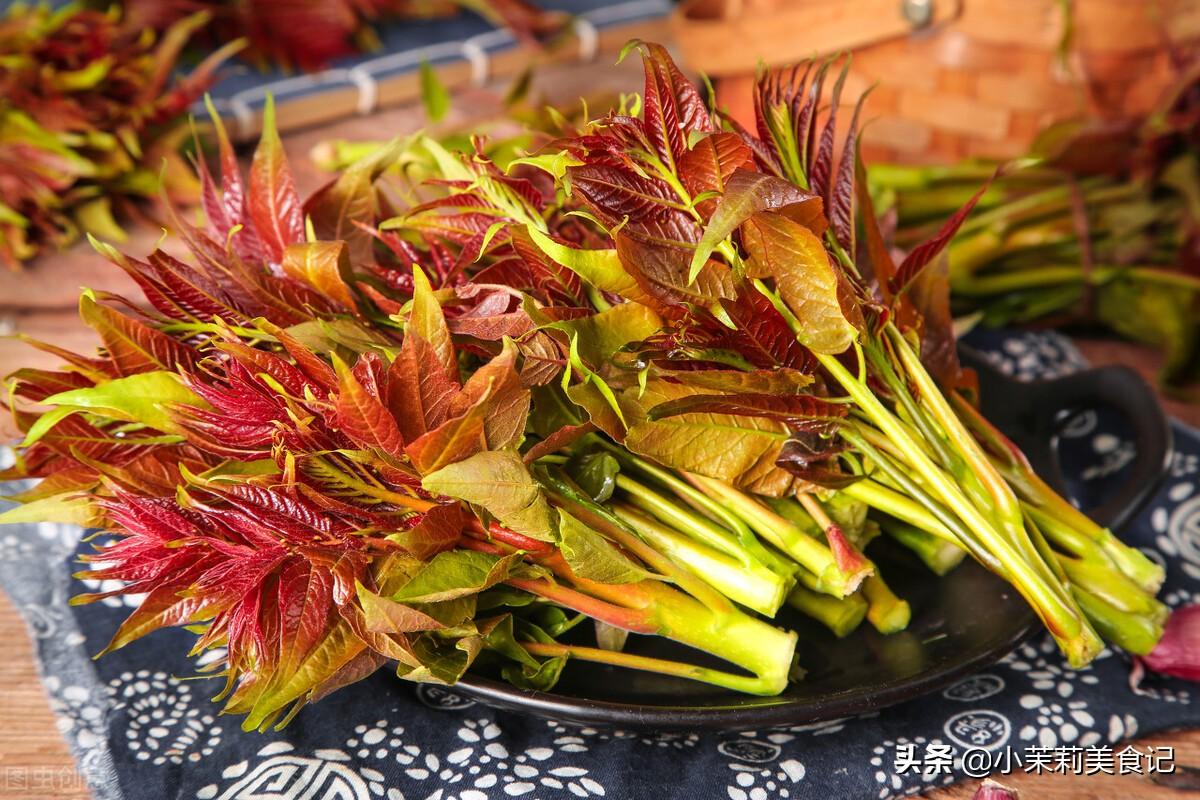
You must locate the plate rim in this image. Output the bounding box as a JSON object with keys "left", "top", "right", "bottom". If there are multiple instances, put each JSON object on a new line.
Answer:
{"left": 445, "top": 603, "right": 1039, "bottom": 731}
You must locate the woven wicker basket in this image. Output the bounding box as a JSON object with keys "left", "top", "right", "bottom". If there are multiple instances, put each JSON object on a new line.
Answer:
{"left": 671, "top": 0, "right": 1200, "bottom": 163}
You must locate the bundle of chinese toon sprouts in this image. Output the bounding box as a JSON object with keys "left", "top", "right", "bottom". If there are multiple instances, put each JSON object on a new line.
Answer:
{"left": 0, "top": 43, "right": 1167, "bottom": 731}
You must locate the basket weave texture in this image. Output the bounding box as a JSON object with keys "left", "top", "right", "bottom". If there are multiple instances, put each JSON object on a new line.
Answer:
{"left": 671, "top": 0, "right": 1200, "bottom": 163}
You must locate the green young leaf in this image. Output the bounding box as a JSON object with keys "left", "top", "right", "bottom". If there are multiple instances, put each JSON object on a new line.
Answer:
{"left": 528, "top": 605, "right": 585, "bottom": 638}
{"left": 408, "top": 264, "right": 457, "bottom": 377}
{"left": 0, "top": 492, "right": 95, "bottom": 527}
{"left": 741, "top": 210, "right": 859, "bottom": 355}
{"left": 392, "top": 550, "right": 520, "bottom": 604}
{"left": 561, "top": 334, "right": 627, "bottom": 431}
{"left": 565, "top": 451, "right": 620, "bottom": 503}
{"left": 398, "top": 632, "right": 483, "bottom": 684}
{"left": 557, "top": 509, "right": 650, "bottom": 584}
{"left": 526, "top": 226, "right": 654, "bottom": 307}
{"left": 689, "top": 170, "right": 823, "bottom": 282}
{"left": 356, "top": 581, "right": 446, "bottom": 633}
{"left": 621, "top": 379, "right": 796, "bottom": 496}
{"left": 508, "top": 151, "right": 583, "bottom": 182}
{"left": 419, "top": 59, "right": 451, "bottom": 122}
{"left": 421, "top": 451, "right": 557, "bottom": 541}
{"left": 36, "top": 371, "right": 205, "bottom": 439}
{"left": 480, "top": 614, "right": 540, "bottom": 669}
{"left": 501, "top": 654, "right": 566, "bottom": 692}
{"left": 551, "top": 302, "right": 663, "bottom": 370}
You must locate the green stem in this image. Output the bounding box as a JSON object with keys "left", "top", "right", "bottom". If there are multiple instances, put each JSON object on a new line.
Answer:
{"left": 683, "top": 472, "right": 872, "bottom": 596}
{"left": 877, "top": 516, "right": 967, "bottom": 576}
{"left": 953, "top": 265, "right": 1200, "bottom": 297}
{"left": 613, "top": 504, "right": 791, "bottom": 617}
{"left": 818, "top": 353, "right": 1098, "bottom": 665}
{"left": 617, "top": 474, "right": 750, "bottom": 564}
{"left": 842, "top": 480, "right": 958, "bottom": 545}
{"left": 1058, "top": 557, "right": 1168, "bottom": 622}
{"left": 1069, "top": 586, "right": 1163, "bottom": 657}
{"left": 521, "top": 635, "right": 792, "bottom": 696}
{"left": 596, "top": 442, "right": 792, "bottom": 575}
{"left": 540, "top": 472, "right": 735, "bottom": 615}
{"left": 861, "top": 573, "right": 912, "bottom": 634}
{"left": 841, "top": 427, "right": 1005, "bottom": 576}
{"left": 785, "top": 584, "right": 867, "bottom": 638}
{"left": 953, "top": 392, "right": 1165, "bottom": 593}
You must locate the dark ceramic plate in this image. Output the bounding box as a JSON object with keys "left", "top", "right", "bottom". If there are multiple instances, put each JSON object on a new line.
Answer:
{"left": 450, "top": 349, "right": 1174, "bottom": 730}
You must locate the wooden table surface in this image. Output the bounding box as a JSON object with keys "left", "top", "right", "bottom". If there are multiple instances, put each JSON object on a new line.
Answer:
{"left": 0, "top": 59, "right": 1198, "bottom": 800}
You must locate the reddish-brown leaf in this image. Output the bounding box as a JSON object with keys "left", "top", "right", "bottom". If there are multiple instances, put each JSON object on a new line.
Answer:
{"left": 385, "top": 332, "right": 460, "bottom": 443}
{"left": 452, "top": 339, "right": 530, "bottom": 451}
{"left": 387, "top": 504, "right": 468, "bottom": 560}
{"left": 890, "top": 177, "right": 994, "bottom": 296}
{"left": 333, "top": 355, "right": 406, "bottom": 457}
{"left": 281, "top": 240, "right": 358, "bottom": 312}
{"left": 79, "top": 294, "right": 195, "bottom": 375}
{"left": 647, "top": 392, "right": 847, "bottom": 430}
{"left": 247, "top": 98, "right": 304, "bottom": 265}
{"left": 635, "top": 40, "right": 715, "bottom": 167}
{"left": 404, "top": 387, "right": 490, "bottom": 475}
{"left": 679, "top": 132, "right": 754, "bottom": 214}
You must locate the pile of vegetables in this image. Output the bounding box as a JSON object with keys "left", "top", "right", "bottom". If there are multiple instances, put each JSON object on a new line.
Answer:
{"left": 872, "top": 62, "right": 1200, "bottom": 395}
{"left": 0, "top": 42, "right": 1171, "bottom": 732}
{"left": 111, "top": 0, "right": 565, "bottom": 72}
{"left": 0, "top": 4, "right": 237, "bottom": 269}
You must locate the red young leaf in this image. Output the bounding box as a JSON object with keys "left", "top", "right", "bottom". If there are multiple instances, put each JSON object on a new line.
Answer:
{"left": 80, "top": 293, "right": 196, "bottom": 375}
{"left": 647, "top": 392, "right": 848, "bottom": 430}
{"left": 633, "top": 40, "right": 715, "bottom": 167}
{"left": 679, "top": 132, "right": 754, "bottom": 205}
{"left": 385, "top": 331, "right": 460, "bottom": 443}
{"left": 333, "top": 355, "right": 406, "bottom": 457}
{"left": 828, "top": 91, "right": 869, "bottom": 257}
{"left": 890, "top": 176, "right": 994, "bottom": 296}
{"left": 247, "top": 98, "right": 304, "bottom": 265}
{"left": 404, "top": 388, "right": 490, "bottom": 475}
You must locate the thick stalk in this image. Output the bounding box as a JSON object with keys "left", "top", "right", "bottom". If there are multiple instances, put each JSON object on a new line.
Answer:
{"left": 842, "top": 480, "right": 958, "bottom": 545}
{"left": 683, "top": 472, "right": 872, "bottom": 596}
{"left": 887, "top": 328, "right": 1027, "bottom": 542}
{"left": 877, "top": 516, "right": 967, "bottom": 576}
{"left": 952, "top": 392, "right": 1164, "bottom": 592}
{"left": 618, "top": 474, "right": 752, "bottom": 564}
{"left": 818, "top": 352, "right": 1099, "bottom": 665}
{"left": 522, "top": 637, "right": 792, "bottom": 696}
{"left": 860, "top": 573, "right": 912, "bottom": 634}
{"left": 540, "top": 475, "right": 735, "bottom": 615}
{"left": 613, "top": 504, "right": 790, "bottom": 616}
{"left": 786, "top": 584, "right": 867, "bottom": 638}
{"left": 1070, "top": 587, "right": 1163, "bottom": 657}
{"left": 596, "top": 442, "right": 792, "bottom": 575}
{"left": 842, "top": 428, "right": 1006, "bottom": 576}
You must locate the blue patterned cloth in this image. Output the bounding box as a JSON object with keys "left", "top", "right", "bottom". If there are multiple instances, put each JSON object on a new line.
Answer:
{"left": 3, "top": 330, "right": 1199, "bottom": 800}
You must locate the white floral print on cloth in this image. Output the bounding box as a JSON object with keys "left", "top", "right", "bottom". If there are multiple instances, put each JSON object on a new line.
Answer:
{"left": 3, "top": 329, "right": 1200, "bottom": 800}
